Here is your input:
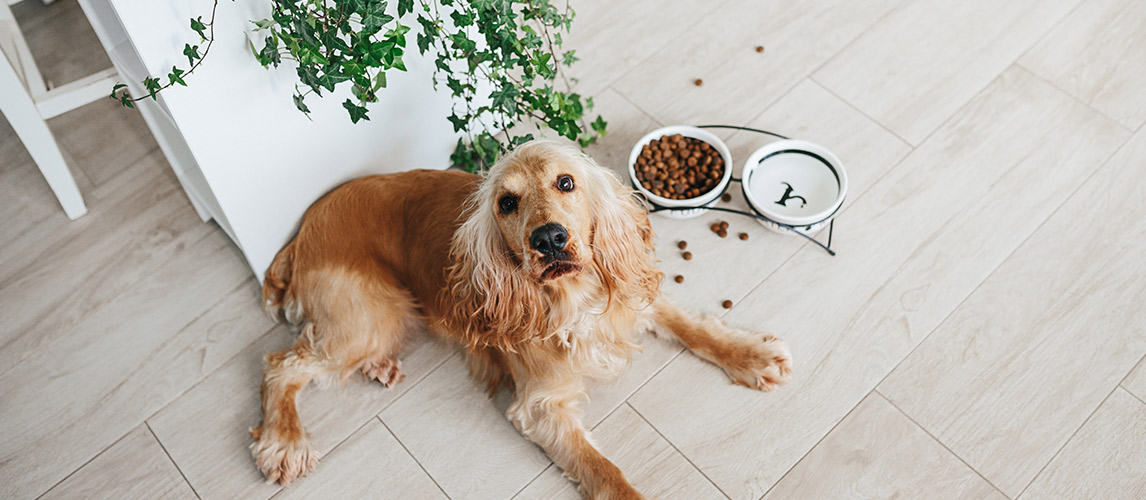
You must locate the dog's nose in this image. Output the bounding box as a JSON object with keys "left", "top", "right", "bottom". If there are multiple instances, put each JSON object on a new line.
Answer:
{"left": 530, "top": 223, "right": 569, "bottom": 255}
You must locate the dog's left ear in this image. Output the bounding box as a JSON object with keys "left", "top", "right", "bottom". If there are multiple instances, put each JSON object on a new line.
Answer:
{"left": 585, "top": 159, "right": 662, "bottom": 310}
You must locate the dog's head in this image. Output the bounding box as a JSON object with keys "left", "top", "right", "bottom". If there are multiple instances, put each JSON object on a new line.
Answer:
{"left": 446, "top": 141, "right": 662, "bottom": 350}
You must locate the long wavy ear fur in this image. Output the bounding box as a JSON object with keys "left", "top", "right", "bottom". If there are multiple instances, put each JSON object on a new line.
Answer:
{"left": 444, "top": 171, "right": 547, "bottom": 352}
{"left": 579, "top": 150, "right": 663, "bottom": 311}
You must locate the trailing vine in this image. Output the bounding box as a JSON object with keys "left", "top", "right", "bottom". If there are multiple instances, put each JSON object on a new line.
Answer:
{"left": 110, "top": 0, "right": 606, "bottom": 172}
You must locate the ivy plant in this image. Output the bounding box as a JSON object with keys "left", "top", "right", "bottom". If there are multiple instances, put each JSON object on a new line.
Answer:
{"left": 110, "top": 0, "right": 606, "bottom": 172}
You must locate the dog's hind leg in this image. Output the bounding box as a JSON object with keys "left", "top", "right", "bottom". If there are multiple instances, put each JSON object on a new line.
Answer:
{"left": 249, "top": 333, "right": 326, "bottom": 486}
{"left": 251, "top": 267, "right": 420, "bottom": 486}
{"left": 650, "top": 297, "right": 793, "bottom": 391}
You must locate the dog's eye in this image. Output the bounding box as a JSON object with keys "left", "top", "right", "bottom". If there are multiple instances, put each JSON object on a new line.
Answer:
{"left": 498, "top": 194, "right": 518, "bottom": 214}
{"left": 556, "top": 175, "right": 575, "bottom": 192}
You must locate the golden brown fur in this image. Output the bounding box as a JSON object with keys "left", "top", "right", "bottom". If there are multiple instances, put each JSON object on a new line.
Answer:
{"left": 249, "top": 141, "right": 793, "bottom": 497}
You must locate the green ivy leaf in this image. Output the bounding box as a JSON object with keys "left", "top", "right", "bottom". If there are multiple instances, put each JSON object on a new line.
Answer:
{"left": 183, "top": 44, "right": 200, "bottom": 66}
{"left": 260, "top": 36, "right": 281, "bottom": 66}
{"left": 143, "top": 76, "right": 162, "bottom": 99}
{"left": 297, "top": 65, "right": 322, "bottom": 95}
{"left": 510, "top": 134, "right": 535, "bottom": 146}
{"left": 362, "top": 2, "right": 394, "bottom": 30}
{"left": 109, "top": 83, "right": 127, "bottom": 100}
{"left": 317, "top": 68, "right": 351, "bottom": 92}
{"left": 293, "top": 93, "right": 310, "bottom": 114}
{"left": 251, "top": 19, "right": 275, "bottom": 30}
{"left": 397, "top": 0, "right": 414, "bottom": 16}
{"left": 342, "top": 99, "right": 370, "bottom": 123}
{"left": 447, "top": 113, "right": 467, "bottom": 132}
{"left": 562, "top": 49, "right": 578, "bottom": 66}
{"left": 190, "top": 16, "right": 207, "bottom": 40}
{"left": 168, "top": 66, "right": 187, "bottom": 86}
{"left": 591, "top": 115, "right": 607, "bottom": 135}
{"left": 372, "top": 71, "right": 387, "bottom": 91}
{"left": 489, "top": 85, "right": 519, "bottom": 113}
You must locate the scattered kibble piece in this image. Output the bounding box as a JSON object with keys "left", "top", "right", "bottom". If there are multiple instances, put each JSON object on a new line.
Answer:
{"left": 739, "top": 232, "right": 749, "bottom": 240}
{"left": 722, "top": 300, "right": 733, "bottom": 309}
{"left": 755, "top": 45, "right": 765, "bottom": 53}
{"left": 682, "top": 251, "right": 693, "bottom": 260}
{"left": 720, "top": 221, "right": 729, "bottom": 230}
{"left": 710, "top": 222, "right": 722, "bottom": 232}
{"left": 674, "top": 275, "right": 684, "bottom": 283}
{"left": 677, "top": 240, "right": 688, "bottom": 250}
{"left": 721, "top": 193, "right": 732, "bottom": 202}
{"left": 694, "top": 78, "right": 703, "bottom": 86}
{"left": 717, "top": 229, "right": 728, "bottom": 238}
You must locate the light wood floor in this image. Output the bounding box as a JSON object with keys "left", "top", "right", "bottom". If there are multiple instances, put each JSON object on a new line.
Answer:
{"left": 3, "top": 0, "right": 1146, "bottom": 499}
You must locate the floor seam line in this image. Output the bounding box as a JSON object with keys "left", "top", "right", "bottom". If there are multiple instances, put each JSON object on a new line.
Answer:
{"left": 1012, "top": 383, "right": 1122, "bottom": 499}
{"left": 626, "top": 402, "right": 733, "bottom": 500}
{"left": 874, "top": 390, "right": 1011, "bottom": 499}
{"left": 754, "top": 389, "right": 880, "bottom": 500}
{"left": 378, "top": 416, "right": 454, "bottom": 500}
{"left": 146, "top": 421, "right": 203, "bottom": 500}
{"left": 31, "top": 425, "right": 138, "bottom": 500}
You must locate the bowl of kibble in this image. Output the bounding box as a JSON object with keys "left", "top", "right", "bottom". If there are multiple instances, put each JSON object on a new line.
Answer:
{"left": 628, "top": 126, "right": 733, "bottom": 219}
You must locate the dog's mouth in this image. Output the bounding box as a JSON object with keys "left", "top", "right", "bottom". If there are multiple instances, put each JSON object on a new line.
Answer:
{"left": 539, "top": 257, "right": 582, "bottom": 281}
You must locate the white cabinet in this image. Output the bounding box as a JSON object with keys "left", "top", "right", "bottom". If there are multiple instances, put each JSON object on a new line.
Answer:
{"left": 78, "top": 0, "right": 459, "bottom": 279}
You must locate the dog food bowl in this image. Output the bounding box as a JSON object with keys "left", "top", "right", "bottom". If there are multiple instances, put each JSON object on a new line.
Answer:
{"left": 741, "top": 139, "right": 847, "bottom": 235}
{"left": 628, "top": 125, "right": 733, "bottom": 219}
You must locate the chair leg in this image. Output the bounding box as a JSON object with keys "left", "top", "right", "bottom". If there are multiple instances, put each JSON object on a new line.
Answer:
{"left": 0, "top": 50, "right": 86, "bottom": 219}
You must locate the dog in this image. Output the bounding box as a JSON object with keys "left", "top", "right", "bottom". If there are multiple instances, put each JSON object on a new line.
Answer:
{"left": 250, "top": 141, "right": 792, "bottom": 498}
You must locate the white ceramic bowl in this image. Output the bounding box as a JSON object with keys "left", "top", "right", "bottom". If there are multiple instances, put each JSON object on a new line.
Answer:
{"left": 741, "top": 139, "right": 847, "bottom": 235}
{"left": 628, "top": 126, "right": 733, "bottom": 219}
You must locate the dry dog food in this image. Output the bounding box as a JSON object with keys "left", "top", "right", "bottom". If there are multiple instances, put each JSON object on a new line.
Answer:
{"left": 634, "top": 134, "right": 725, "bottom": 200}
{"left": 674, "top": 275, "right": 684, "bottom": 283}
{"left": 710, "top": 221, "right": 730, "bottom": 238}
{"left": 722, "top": 193, "right": 732, "bottom": 203}
{"left": 682, "top": 251, "right": 693, "bottom": 260}
{"left": 739, "top": 232, "right": 749, "bottom": 241}
{"left": 677, "top": 240, "right": 688, "bottom": 250}
{"left": 755, "top": 45, "right": 765, "bottom": 53}
{"left": 694, "top": 79, "right": 704, "bottom": 86}
{"left": 722, "top": 300, "right": 733, "bottom": 309}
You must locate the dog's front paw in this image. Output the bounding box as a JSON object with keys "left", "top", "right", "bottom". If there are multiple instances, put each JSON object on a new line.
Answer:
{"left": 249, "top": 427, "right": 321, "bottom": 486}
{"left": 363, "top": 357, "right": 405, "bottom": 387}
{"left": 725, "top": 333, "right": 792, "bottom": 391}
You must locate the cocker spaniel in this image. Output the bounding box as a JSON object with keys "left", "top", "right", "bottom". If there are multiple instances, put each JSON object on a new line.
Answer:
{"left": 251, "top": 141, "right": 792, "bottom": 499}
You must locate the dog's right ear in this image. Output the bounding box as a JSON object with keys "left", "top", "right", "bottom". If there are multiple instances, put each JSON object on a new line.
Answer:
{"left": 443, "top": 189, "right": 546, "bottom": 352}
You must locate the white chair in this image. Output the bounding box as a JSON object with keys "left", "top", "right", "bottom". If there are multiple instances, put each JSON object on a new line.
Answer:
{"left": 0, "top": 0, "right": 121, "bottom": 220}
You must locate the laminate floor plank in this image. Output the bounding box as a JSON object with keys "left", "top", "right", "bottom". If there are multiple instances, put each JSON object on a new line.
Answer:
{"left": 814, "top": 0, "right": 1081, "bottom": 144}
{"left": 1123, "top": 357, "right": 1146, "bottom": 403}
{"left": 0, "top": 231, "right": 256, "bottom": 499}
{"left": 879, "top": 123, "right": 1146, "bottom": 497}
{"left": 612, "top": 0, "right": 904, "bottom": 128}
{"left": 38, "top": 425, "right": 197, "bottom": 500}
{"left": 1020, "top": 0, "right": 1146, "bottom": 130}
{"left": 1020, "top": 389, "right": 1146, "bottom": 500}
{"left": 0, "top": 151, "right": 214, "bottom": 374}
{"left": 763, "top": 394, "right": 1006, "bottom": 500}
{"left": 562, "top": 0, "right": 734, "bottom": 97}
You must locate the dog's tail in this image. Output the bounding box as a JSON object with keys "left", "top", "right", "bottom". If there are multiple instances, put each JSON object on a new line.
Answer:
{"left": 262, "top": 238, "right": 299, "bottom": 324}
